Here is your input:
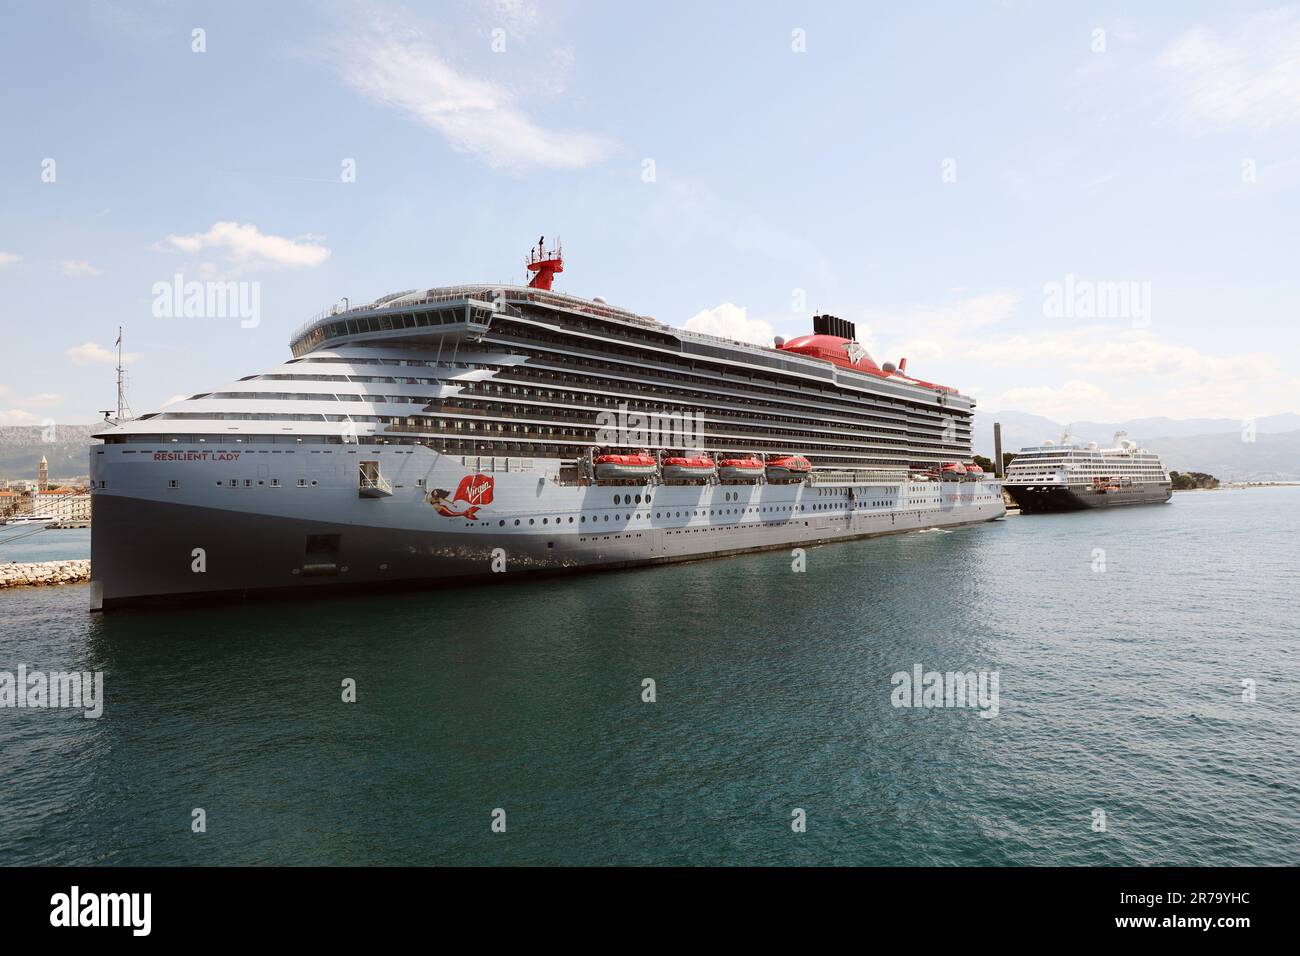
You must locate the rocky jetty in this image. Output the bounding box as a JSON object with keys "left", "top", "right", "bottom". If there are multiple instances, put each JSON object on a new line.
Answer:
{"left": 0, "top": 560, "right": 91, "bottom": 589}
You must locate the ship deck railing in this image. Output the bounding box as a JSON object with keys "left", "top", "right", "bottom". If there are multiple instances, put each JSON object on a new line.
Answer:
{"left": 358, "top": 475, "right": 394, "bottom": 498}
{"left": 289, "top": 287, "right": 971, "bottom": 406}
{"left": 291, "top": 288, "right": 948, "bottom": 392}
{"left": 292, "top": 285, "right": 658, "bottom": 345}
{"left": 411, "top": 402, "right": 933, "bottom": 449}
{"left": 809, "top": 468, "right": 911, "bottom": 485}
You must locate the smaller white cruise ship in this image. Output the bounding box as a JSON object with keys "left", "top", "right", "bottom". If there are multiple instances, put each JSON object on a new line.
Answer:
{"left": 1003, "top": 432, "right": 1172, "bottom": 513}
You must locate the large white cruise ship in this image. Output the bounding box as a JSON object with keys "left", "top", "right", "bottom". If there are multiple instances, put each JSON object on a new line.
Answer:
{"left": 88, "top": 242, "right": 1004, "bottom": 609}
{"left": 1003, "top": 432, "right": 1172, "bottom": 513}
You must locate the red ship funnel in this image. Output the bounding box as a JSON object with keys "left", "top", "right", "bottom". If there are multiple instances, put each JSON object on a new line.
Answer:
{"left": 526, "top": 235, "right": 564, "bottom": 290}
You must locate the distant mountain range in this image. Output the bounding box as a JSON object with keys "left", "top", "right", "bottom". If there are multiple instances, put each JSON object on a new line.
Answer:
{"left": 0, "top": 424, "right": 98, "bottom": 479}
{"left": 975, "top": 412, "right": 1300, "bottom": 482}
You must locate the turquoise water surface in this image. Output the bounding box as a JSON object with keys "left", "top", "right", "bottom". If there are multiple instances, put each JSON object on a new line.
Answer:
{"left": 0, "top": 526, "right": 90, "bottom": 564}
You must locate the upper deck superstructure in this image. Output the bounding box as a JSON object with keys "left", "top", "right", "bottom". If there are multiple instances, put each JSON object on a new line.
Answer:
{"left": 104, "top": 282, "right": 977, "bottom": 473}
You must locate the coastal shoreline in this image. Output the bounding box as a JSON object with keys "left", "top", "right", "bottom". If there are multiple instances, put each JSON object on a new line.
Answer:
{"left": 1177, "top": 483, "right": 1300, "bottom": 491}
{"left": 0, "top": 560, "right": 90, "bottom": 589}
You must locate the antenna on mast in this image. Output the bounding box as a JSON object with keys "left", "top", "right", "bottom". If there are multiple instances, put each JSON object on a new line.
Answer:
{"left": 525, "top": 235, "right": 564, "bottom": 291}
{"left": 115, "top": 326, "right": 132, "bottom": 420}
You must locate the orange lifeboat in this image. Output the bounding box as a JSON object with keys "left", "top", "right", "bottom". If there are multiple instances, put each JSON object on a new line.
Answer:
{"left": 965, "top": 463, "right": 984, "bottom": 480}
{"left": 662, "top": 455, "right": 716, "bottom": 482}
{"left": 940, "top": 462, "right": 967, "bottom": 479}
{"left": 717, "top": 456, "right": 764, "bottom": 482}
{"left": 766, "top": 455, "right": 812, "bottom": 482}
{"left": 593, "top": 453, "right": 657, "bottom": 481}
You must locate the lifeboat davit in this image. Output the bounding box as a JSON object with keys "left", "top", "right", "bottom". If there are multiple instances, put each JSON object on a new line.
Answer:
{"left": 717, "top": 457, "right": 765, "bottom": 482}
{"left": 594, "top": 453, "right": 657, "bottom": 481}
{"left": 940, "top": 462, "right": 968, "bottom": 479}
{"left": 766, "top": 455, "right": 812, "bottom": 482}
{"left": 662, "top": 455, "right": 716, "bottom": 482}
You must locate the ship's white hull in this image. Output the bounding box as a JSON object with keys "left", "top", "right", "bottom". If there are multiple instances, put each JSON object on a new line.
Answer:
{"left": 89, "top": 443, "right": 1005, "bottom": 609}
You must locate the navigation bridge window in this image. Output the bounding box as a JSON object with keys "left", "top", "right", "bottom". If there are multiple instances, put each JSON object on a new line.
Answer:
{"left": 359, "top": 460, "right": 393, "bottom": 498}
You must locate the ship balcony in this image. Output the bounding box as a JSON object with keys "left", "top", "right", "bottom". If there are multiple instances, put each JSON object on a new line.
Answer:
{"left": 358, "top": 461, "right": 393, "bottom": 498}
{"left": 359, "top": 476, "right": 393, "bottom": 498}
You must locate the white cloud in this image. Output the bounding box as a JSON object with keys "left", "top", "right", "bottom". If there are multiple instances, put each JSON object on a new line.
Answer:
{"left": 963, "top": 327, "right": 1275, "bottom": 383}
{"left": 848, "top": 286, "right": 1296, "bottom": 421}
{"left": 66, "top": 342, "right": 140, "bottom": 366}
{"left": 0, "top": 388, "right": 63, "bottom": 423}
{"left": 329, "top": 13, "right": 615, "bottom": 170}
{"left": 159, "top": 222, "right": 330, "bottom": 269}
{"left": 1160, "top": 10, "right": 1300, "bottom": 130}
{"left": 0, "top": 409, "right": 44, "bottom": 426}
{"left": 855, "top": 292, "right": 1021, "bottom": 366}
{"left": 883, "top": 338, "right": 948, "bottom": 364}
{"left": 983, "top": 380, "right": 1112, "bottom": 421}
{"left": 16, "top": 393, "right": 63, "bottom": 409}
{"left": 0, "top": 252, "right": 22, "bottom": 269}
{"left": 863, "top": 292, "right": 1020, "bottom": 336}
{"left": 967, "top": 326, "right": 1292, "bottom": 420}
{"left": 61, "top": 259, "right": 104, "bottom": 277}
{"left": 491, "top": 0, "right": 540, "bottom": 38}
{"left": 681, "top": 303, "right": 776, "bottom": 347}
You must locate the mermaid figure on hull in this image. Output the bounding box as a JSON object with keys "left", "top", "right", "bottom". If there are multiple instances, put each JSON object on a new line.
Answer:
{"left": 428, "top": 475, "right": 494, "bottom": 519}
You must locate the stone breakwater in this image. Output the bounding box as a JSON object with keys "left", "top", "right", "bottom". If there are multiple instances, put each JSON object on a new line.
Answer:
{"left": 0, "top": 560, "right": 91, "bottom": 589}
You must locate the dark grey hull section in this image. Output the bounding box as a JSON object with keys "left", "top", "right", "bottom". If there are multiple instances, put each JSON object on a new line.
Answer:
{"left": 90, "top": 493, "right": 1003, "bottom": 610}
{"left": 1005, "top": 482, "right": 1172, "bottom": 514}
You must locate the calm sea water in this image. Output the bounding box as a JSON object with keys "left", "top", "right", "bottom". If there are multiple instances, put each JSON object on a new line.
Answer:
{"left": 0, "top": 526, "right": 90, "bottom": 563}
{"left": 0, "top": 489, "right": 1296, "bottom": 866}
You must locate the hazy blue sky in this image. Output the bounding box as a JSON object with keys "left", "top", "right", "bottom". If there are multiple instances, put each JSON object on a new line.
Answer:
{"left": 2, "top": 0, "right": 1298, "bottom": 426}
